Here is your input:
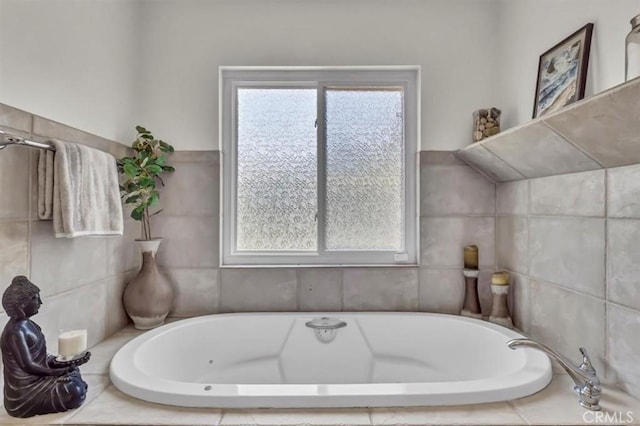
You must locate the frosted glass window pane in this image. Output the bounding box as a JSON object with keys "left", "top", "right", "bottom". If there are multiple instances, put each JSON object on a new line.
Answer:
{"left": 325, "top": 88, "right": 404, "bottom": 251}
{"left": 236, "top": 88, "right": 317, "bottom": 250}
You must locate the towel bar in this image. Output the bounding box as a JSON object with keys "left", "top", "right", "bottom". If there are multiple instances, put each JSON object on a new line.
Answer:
{"left": 0, "top": 130, "right": 55, "bottom": 151}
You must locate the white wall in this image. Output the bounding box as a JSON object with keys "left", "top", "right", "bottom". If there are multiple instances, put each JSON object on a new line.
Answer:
{"left": 0, "top": 1, "right": 4, "bottom": 91}
{"left": 135, "top": 0, "right": 500, "bottom": 151}
{"left": 496, "top": 0, "right": 640, "bottom": 129}
{"left": 2, "top": 1, "right": 639, "bottom": 149}
{"left": 0, "top": 0, "right": 138, "bottom": 143}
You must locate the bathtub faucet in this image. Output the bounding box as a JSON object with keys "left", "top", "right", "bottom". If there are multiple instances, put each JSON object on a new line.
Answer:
{"left": 507, "top": 338, "right": 601, "bottom": 411}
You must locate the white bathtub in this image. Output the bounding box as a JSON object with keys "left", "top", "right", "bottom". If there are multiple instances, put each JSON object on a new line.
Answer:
{"left": 110, "top": 312, "right": 552, "bottom": 408}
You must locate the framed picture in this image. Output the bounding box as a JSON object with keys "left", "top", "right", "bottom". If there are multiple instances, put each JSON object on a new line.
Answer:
{"left": 533, "top": 23, "right": 594, "bottom": 118}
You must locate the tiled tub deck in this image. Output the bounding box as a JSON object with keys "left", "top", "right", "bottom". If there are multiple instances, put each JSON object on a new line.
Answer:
{"left": 0, "top": 327, "right": 637, "bottom": 426}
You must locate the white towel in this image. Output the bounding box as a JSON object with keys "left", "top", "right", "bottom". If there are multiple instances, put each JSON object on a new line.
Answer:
{"left": 38, "top": 139, "right": 124, "bottom": 238}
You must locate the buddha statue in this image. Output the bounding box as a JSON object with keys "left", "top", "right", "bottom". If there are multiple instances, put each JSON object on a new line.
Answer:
{"left": 0, "top": 276, "right": 91, "bottom": 418}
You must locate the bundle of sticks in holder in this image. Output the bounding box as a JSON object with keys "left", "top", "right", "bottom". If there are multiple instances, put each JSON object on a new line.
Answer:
{"left": 472, "top": 108, "right": 501, "bottom": 143}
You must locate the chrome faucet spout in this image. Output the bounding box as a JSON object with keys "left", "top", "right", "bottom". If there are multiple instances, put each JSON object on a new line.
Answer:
{"left": 507, "top": 338, "right": 601, "bottom": 411}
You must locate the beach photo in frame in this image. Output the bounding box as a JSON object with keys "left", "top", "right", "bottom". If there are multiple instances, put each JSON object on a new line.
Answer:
{"left": 533, "top": 23, "right": 594, "bottom": 118}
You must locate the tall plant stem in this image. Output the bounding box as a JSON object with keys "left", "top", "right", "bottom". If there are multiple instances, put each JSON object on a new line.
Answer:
{"left": 144, "top": 208, "right": 151, "bottom": 240}
{"left": 140, "top": 211, "right": 147, "bottom": 240}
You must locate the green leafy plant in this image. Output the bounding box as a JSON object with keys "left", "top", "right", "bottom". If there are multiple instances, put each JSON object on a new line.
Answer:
{"left": 117, "top": 126, "right": 175, "bottom": 240}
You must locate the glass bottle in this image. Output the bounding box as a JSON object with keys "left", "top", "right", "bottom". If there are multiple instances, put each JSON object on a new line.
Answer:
{"left": 625, "top": 13, "right": 640, "bottom": 81}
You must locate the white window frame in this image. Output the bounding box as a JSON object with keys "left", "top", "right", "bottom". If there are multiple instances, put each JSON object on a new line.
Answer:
{"left": 220, "top": 66, "right": 420, "bottom": 267}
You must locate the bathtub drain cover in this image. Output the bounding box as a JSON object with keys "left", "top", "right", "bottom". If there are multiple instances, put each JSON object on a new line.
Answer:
{"left": 314, "top": 328, "right": 339, "bottom": 343}
{"left": 305, "top": 317, "right": 347, "bottom": 343}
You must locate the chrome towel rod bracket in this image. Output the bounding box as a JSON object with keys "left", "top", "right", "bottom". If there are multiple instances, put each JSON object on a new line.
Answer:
{"left": 0, "top": 130, "right": 55, "bottom": 151}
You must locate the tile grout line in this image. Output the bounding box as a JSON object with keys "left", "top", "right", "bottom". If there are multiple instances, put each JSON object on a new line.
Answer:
{"left": 218, "top": 409, "right": 228, "bottom": 425}
{"left": 605, "top": 215, "right": 640, "bottom": 221}
{"left": 523, "top": 175, "right": 607, "bottom": 302}
{"left": 0, "top": 217, "right": 34, "bottom": 223}
{"left": 295, "top": 268, "right": 301, "bottom": 311}
{"left": 506, "top": 400, "right": 533, "bottom": 425}
{"left": 27, "top": 115, "right": 34, "bottom": 281}
{"left": 340, "top": 268, "right": 346, "bottom": 311}
{"left": 470, "top": 143, "right": 526, "bottom": 181}
{"left": 216, "top": 267, "right": 222, "bottom": 314}
{"left": 455, "top": 151, "right": 501, "bottom": 183}
{"left": 522, "top": 213, "right": 606, "bottom": 220}
{"left": 421, "top": 213, "right": 502, "bottom": 218}
{"left": 606, "top": 299, "right": 640, "bottom": 315}
{"left": 541, "top": 120, "right": 606, "bottom": 168}
{"left": 531, "top": 276, "right": 606, "bottom": 304}
{"left": 416, "top": 158, "right": 423, "bottom": 312}
{"left": 416, "top": 161, "right": 420, "bottom": 312}
{"left": 494, "top": 180, "right": 498, "bottom": 278}
{"left": 603, "top": 169, "right": 609, "bottom": 380}
{"left": 525, "top": 179, "right": 532, "bottom": 332}
{"left": 43, "top": 272, "right": 128, "bottom": 301}
{"left": 60, "top": 381, "right": 111, "bottom": 425}
{"left": 102, "top": 230, "right": 111, "bottom": 343}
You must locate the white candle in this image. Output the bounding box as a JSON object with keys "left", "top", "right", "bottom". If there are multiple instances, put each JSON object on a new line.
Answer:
{"left": 58, "top": 329, "right": 87, "bottom": 358}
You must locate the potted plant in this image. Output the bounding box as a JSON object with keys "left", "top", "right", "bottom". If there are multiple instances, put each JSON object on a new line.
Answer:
{"left": 117, "top": 126, "right": 175, "bottom": 329}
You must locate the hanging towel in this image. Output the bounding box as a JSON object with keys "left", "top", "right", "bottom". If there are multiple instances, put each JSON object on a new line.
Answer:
{"left": 38, "top": 140, "right": 123, "bottom": 238}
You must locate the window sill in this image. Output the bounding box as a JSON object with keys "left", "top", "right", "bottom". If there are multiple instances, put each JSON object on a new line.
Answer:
{"left": 218, "top": 263, "right": 419, "bottom": 269}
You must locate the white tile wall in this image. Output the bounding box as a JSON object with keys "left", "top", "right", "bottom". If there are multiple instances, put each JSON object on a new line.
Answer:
{"left": 497, "top": 163, "right": 640, "bottom": 399}
{"left": 154, "top": 216, "right": 219, "bottom": 268}
{"left": 529, "top": 217, "right": 605, "bottom": 297}
{"left": 30, "top": 220, "right": 110, "bottom": 297}
{"left": 220, "top": 269, "right": 298, "bottom": 312}
{"left": 607, "top": 303, "right": 640, "bottom": 398}
{"left": 496, "top": 180, "right": 528, "bottom": 216}
{"left": 530, "top": 170, "right": 605, "bottom": 217}
{"left": 418, "top": 269, "right": 464, "bottom": 314}
{"left": 507, "top": 272, "right": 530, "bottom": 333}
{"left": 0, "top": 102, "right": 133, "bottom": 347}
{"left": 607, "top": 219, "right": 640, "bottom": 311}
{"left": 496, "top": 216, "right": 528, "bottom": 274}
{"left": 0, "top": 146, "right": 31, "bottom": 219}
{"left": 420, "top": 217, "right": 495, "bottom": 268}
{"left": 529, "top": 280, "right": 606, "bottom": 373}
{"left": 297, "top": 268, "right": 343, "bottom": 311}
{"left": 608, "top": 164, "right": 640, "bottom": 217}
{"left": 0, "top": 221, "right": 29, "bottom": 290}
{"left": 164, "top": 268, "right": 220, "bottom": 317}
{"left": 0, "top": 104, "right": 32, "bottom": 133}
{"left": 420, "top": 165, "right": 495, "bottom": 215}
{"left": 343, "top": 268, "right": 419, "bottom": 311}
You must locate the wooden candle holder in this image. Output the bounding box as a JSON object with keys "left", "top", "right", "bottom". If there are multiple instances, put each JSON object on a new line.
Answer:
{"left": 461, "top": 269, "right": 482, "bottom": 319}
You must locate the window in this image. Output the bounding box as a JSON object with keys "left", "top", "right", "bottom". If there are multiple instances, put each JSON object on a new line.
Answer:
{"left": 220, "top": 67, "right": 418, "bottom": 266}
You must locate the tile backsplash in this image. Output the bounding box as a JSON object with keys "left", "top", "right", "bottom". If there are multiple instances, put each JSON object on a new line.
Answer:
{"left": 497, "top": 167, "right": 640, "bottom": 399}
{"left": 161, "top": 151, "right": 497, "bottom": 318}
{"left": 0, "top": 102, "right": 134, "bottom": 352}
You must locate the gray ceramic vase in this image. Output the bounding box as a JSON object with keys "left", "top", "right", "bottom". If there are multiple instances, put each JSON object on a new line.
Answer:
{"left": 123, "top": 239, "right": 173, "bottom": 329}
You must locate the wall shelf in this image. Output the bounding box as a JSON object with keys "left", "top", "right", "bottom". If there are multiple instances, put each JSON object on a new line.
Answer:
{"left": 456, "top": 77, "right": 640, "bottom": 182}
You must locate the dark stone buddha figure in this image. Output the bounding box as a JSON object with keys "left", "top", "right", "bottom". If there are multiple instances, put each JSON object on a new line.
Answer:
{"left": 0, "top": 276, "right": 91, "bottom": 418}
